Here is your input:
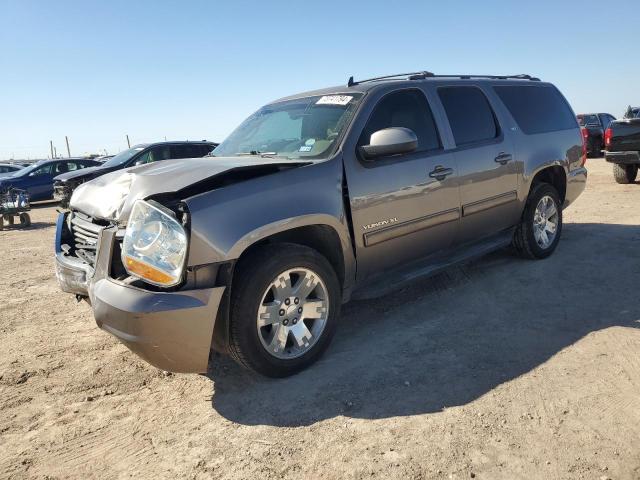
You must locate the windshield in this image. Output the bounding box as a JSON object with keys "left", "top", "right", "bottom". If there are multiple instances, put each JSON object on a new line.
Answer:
{"left": 577, "top": 114, "right": 599, "bottom": 126}
{"left": 213, "top": 94, "right": 363, "bottom": 160}
{"left": 11, "top": 161, "right": 45, "bottom": 177}
{"left": 102, "top": 146, "right": 146, "bottom": 168}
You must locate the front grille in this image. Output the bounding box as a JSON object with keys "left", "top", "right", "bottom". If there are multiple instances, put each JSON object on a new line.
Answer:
{"left": 69, "top": 211, "right": 103, "bottom": 267}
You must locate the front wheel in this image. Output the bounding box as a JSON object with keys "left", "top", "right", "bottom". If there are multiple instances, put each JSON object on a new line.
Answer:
{"left": 613, "top": 163, "right": 638, "bottom": 184}
{"left": 228, "top": 243, "right": 341, "bottom": 377}
{"left": 19, "top": 213, "right": 31, "bottom": 227}
{"left": 513, "top": 183, "right": 563, "bottom": 259}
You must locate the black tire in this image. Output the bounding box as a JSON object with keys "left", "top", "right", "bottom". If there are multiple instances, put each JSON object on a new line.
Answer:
{"left": 613, "top": 164, "right": 638, "bottom": 184}
{"left": 228, "top": 243, "right": 341, "bottom": 377}
{"left": 513, "top": 183, "right": 563, "bottom": 260}
{"left": 19, "top": 213, "right": 31, "bottom": 227}
{"left": 6, "top": 215, "right": 14, "bottom": 226}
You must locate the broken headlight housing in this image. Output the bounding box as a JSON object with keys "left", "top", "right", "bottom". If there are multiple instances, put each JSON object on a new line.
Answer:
{"left": 121, "top": 199, "right": 187, "bottom": 287}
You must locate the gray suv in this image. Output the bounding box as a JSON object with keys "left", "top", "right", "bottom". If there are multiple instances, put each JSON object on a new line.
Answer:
{"left": 55, "top": 72, "right": 587, "bottom": 377}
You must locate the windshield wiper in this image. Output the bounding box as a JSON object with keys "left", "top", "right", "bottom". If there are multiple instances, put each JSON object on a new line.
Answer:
{"left": 235, "top": 151, "right": 279, "bottom": 158}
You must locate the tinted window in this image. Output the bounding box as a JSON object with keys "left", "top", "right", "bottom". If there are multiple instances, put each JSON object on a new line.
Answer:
{"left": 577, "top": 114, "right": 599, "bottom": 126}
{"left": 359, "top": 89, "right": 440, "bottom": 152}
{"left": 170, "top": 144, "right": 207, "bottom": 159}
{"left": 438, "top": 87, "right": 498, "bottom": 146}
{"left": 135, "top": 146, "right": 172, "bottom": 165}
{"left": 494, "top": 85, "right": 577, "bottom": 134}
{"left": 32, "top": 164, "right": 52, "bottom": 176}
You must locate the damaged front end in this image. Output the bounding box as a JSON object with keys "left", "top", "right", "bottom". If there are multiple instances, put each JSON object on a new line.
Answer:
{"left": 53, "top": 156, "right": 310, "bottom": 372}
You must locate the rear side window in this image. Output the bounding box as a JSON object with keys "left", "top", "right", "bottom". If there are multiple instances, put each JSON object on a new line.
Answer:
{"left": 494, "top": 85, "right": 577, "bottom": 134}
{"left": 359, "top": 89, "right": 441, "bottom": 152}
{"left": 170, "top": 145, "right": 199, "bottom": 159}
{"left": 438, "top": 87, "right": 498, "bottom": 146}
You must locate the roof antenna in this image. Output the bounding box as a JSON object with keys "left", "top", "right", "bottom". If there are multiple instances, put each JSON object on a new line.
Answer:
{"left": 347, "top": 76, "right": 355, "bottom": 87}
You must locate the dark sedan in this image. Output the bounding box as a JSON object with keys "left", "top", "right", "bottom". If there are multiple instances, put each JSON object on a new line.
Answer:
{"left": 0, "top": 163, "right": 25, "bottom": 176}
{"left": 0, "top": 159, "right": 101, "bottom": 202}
{"left": 53, "top": 141, "right": 217, "bottom": 207}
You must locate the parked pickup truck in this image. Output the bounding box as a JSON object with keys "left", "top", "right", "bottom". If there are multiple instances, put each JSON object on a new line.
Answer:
{"left": 605, "top": 112, "right": 640, "bottom": 183}
{"left": 577, "top": 113, "right": 616, "bottom": 157}
{"left": 54, "top": 72, "right": 587, "bottom": 377}
{"left": 53, "top": 141, "right": 217, "bottom": 208}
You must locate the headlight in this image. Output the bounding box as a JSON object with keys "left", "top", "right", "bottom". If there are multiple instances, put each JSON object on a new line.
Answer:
{"left": 122, "top": 199, "right": 188, "bottom": 287}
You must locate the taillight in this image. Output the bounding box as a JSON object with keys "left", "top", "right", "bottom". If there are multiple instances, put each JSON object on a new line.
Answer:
{"left": 581, "top": 127, "right": 589, "bottom": 140}
{"left": 604, "top": 128, "right": 613, "bottom": 149}
{"left": 580, "top": 128, "right": 588, "bottom": 166}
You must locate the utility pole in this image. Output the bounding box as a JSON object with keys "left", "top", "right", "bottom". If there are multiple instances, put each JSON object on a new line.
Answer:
{"left": 50, "top": 140, "right": 54, "bottom": 159}
{"left": 65, "top": 136, "right": 71, "bottom": 158}
{"left": 126, "top": 134, "right": 131, "bottom": 148}
{"left": 54, "top": 147, "right": 58, "bottom": 158}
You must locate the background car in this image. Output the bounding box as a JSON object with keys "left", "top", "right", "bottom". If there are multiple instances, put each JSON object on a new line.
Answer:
{"left": 0, "top": 158, "right": 102, "bottom": 202}
{"left": 53, "top": 141, "right": 217, "bottom": 207}
{"left": 577, "top": 113, "right": 616, "bottom": 157}
{"left": 0, "top": 163, "right": 25, "bottom": 177}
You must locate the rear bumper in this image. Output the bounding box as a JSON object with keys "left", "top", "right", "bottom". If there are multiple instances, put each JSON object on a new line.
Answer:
{"left": 564, "top": 167, "right": 587, "bottom": 209}
{"left": 54, "top": 211, "right": 225, "bottom": 373}
{"left": 605, "top": 151, "right": 640, "bottom": 165}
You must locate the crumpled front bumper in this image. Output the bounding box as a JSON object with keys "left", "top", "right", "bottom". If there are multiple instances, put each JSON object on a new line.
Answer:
{"left": 54, "top": 211, "right": 225, "bottom": 373}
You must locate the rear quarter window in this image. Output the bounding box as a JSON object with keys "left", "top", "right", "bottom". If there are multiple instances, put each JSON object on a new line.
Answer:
{"left": 494, "top": 85, "right": 577, "bottom": 135}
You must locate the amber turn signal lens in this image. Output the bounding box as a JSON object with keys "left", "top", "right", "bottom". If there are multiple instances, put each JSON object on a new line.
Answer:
{"left": 124, "top": 256, "right": 175, "bottom": 285}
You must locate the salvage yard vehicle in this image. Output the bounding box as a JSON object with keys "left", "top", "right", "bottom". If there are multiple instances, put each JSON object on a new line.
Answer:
{"left": 0, "top": 187, "right": 30, "bottom": 229}
{"left": 0, "top": 158, "right": 101, "bottom": 202}
{"left": 0, "top": 163, "right": 25, "bottom": 176}
{"left": 577, "top": 113, "right": 616, "bottom": 157}
{"left": 55, "top": 71, "right": 587, "bottom": 377}
{"left": 53, "top": 141, "right": 218, "bottom": 208}
{"left": 605, "top": 113, "right": 640, "bottom": 184}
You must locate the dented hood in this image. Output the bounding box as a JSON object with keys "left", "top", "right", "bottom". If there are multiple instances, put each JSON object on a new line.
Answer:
{"left": 69, "top": 156, "right": 309, "bottom": 222}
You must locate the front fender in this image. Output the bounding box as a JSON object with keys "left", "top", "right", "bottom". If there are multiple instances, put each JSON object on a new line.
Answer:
{"left": 183, "top": 156, "right": 355, "bottom": 286}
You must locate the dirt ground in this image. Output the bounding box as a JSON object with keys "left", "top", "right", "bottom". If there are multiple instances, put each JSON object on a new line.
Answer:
{"left": 1, "top": 158, "right": 639, "bottom": 480}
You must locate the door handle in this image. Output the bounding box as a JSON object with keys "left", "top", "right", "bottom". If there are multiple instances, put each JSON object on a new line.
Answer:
{"left": 494, "top": 152, "right": 513, "bottom": 165}
{"left": 428, "top": 166, "right": 454, "bottom": 181}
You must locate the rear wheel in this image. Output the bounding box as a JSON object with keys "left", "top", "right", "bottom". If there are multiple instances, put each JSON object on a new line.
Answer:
{"left": 513, "top": 183, "right": 563, "bottom": 259}
{"left": 229, "top": 243, "right": 341, "bottom": 377}
{"left": 613, "top": 163, "right": 638, "bottom": 184}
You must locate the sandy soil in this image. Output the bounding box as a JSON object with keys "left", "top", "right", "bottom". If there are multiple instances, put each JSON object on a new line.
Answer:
{"left": 1, "top": 158, "right": 639, "bottom": 480}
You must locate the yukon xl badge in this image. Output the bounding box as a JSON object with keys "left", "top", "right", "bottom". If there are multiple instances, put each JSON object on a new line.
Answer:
{"left": 362, "top": 217, "right": 398, "bottom": 231}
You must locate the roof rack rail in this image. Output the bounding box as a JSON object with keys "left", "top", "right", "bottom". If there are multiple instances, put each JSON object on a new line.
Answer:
{"left": 347, "top": 72, "right": 540, "bottom": 86}
{"left": 348, "top": 71, "right": 434, "bottom": 86}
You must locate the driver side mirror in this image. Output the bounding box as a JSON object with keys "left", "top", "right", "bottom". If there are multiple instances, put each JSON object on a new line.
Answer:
{"left": 359, "top": 127, "right": 418, "bottom": 160}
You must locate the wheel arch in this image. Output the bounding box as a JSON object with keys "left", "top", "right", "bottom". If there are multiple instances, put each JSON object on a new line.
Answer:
{"left": 211, "top": 219, "right": 354, "bottom": 354}
{"left": 527, "top": 164, "right": 567, "bottom": 204}
{"left": 233, "top": 222, "right": 349, "bottom": 290}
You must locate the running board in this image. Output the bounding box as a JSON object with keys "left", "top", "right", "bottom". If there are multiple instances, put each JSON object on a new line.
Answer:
{"left": 352, "top": 228, "right": 514, "bottom": 300}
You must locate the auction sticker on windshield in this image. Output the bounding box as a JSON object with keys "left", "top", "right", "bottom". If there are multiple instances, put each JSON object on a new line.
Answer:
{"left": 316, "top": 95, "right": 353, "bottom": 105}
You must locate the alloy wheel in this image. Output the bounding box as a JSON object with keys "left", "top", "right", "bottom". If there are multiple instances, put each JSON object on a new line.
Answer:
{"left": 256, "top": 267, "right": 330, "bottom": 360}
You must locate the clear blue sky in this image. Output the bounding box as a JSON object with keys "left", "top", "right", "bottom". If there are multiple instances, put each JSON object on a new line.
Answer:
{"left": 1, "top": 0, "right": 638, "bottom": 160}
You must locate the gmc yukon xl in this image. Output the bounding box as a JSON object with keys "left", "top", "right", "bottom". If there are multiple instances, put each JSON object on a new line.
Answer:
{"left": 54, "top": 72, "right": 587, "bottom": 377}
